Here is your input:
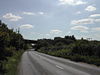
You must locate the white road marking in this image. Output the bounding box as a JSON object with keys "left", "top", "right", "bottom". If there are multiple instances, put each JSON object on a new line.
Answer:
{"left": 34, "top": 53, "right": 64, "bottom": 70}
{"left": 56, "top": 65, "right": 64, "bottom": 70}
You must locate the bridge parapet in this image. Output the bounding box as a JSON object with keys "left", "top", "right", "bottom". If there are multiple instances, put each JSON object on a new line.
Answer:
{"left": 24, "top": 39, "right": 37, "bottom": 44}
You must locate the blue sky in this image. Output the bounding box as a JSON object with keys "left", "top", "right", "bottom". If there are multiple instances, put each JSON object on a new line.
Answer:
{"left": 0, "top": 0, "right": 100, "bottom": 40}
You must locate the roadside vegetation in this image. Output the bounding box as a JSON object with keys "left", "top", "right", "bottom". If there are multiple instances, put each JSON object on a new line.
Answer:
{"left": 3, "top": 50, "right": 24, "bottom": 75}
{"left": 0, "top": 20, "right": 29, "bottom": 75}
{"left": 34, "top": 36, "right": 100, "bottom": 66}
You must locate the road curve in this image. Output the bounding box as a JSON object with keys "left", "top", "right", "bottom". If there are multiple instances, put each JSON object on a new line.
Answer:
{"left": 18, "top": 49, "right": 100, "bottom": 75}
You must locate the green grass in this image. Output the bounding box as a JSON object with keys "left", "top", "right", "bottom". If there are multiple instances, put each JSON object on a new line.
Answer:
{"left": 3, "top": 50, "right": 24, "bottom": 75}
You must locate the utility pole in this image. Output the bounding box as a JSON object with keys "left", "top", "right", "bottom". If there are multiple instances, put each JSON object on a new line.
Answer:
{"left": 18, "top": 27, "right": 20, "bottom": 50}
{"left": 18, "top": 27, "right": 20, "bottom": 34}
{"left": 0, "top": 20, "right": 2, "bottom": 26}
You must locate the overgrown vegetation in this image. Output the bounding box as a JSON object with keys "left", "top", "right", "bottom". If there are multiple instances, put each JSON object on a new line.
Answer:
{"left": 3, "top": 50, "right": 24, "bottom": 75}
{"left": 0, "top": 20, "right": 29, "bottom": 75}
{"left": 35, "top": 35, "right": 100, "bottom": 66}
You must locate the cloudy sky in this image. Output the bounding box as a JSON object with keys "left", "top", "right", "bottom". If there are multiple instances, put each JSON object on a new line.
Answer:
{"left": 0, "top": 0, "right": 100, "bottom": 40}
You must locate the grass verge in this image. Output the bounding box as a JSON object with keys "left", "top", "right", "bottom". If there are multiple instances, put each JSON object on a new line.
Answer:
{"left": 38, "top": 49, "right": 100, "bottom": 66}
{"left": 3, "top": 50, "right": 24, "bottom": 75}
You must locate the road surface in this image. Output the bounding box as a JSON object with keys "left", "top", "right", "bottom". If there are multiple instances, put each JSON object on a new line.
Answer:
{"left": 19, "top": 49, "right": 100, "bottom": 75}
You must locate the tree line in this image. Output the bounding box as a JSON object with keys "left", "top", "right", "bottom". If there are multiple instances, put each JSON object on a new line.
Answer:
{"left": 34, "top": 35, "right": 100, "bottom": 66}
{"left": 0, "top": 20, "right": 28, "bottom": 74}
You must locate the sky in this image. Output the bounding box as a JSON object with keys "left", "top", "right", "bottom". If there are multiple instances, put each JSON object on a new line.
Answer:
{"left": 0, "top": 0, "right": 100, "bottom": 40}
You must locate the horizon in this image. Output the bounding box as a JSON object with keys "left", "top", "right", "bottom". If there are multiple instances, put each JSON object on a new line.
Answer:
{"left": 0, "top": 0, "right": 100, "bottom": 40}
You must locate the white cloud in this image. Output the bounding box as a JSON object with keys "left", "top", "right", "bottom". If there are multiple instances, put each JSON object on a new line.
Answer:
{"left": 46, "top": 34, "right": 50, "bottom": 36}
{"left": 3, "top": 13, "right": 22, "bottom": 21}
{"left": 71, "top": 18, "right": 100, "bottom": 25}
{"left": 85, "top": 6, "right": 96, "bottom": 11}
{"left": 23, "top": 11, "right": 45, "bottom": 16}
{"left": 76, "top": 11, "right": 81, "bottom": 14}
{"left": 50, "top": 29, "right": 62, "bottom": 34}
{"left": 20, "top": 24, "right": 34, "bottom": 29}
{"left": 92, "top": 27, "right": 100, "bottom": 31}
{"left": 71, "top": 25, "right": 88, "bottom": 32}
{"left": 95, "top": 19, "right": 100, "bottom": 22}
{"left": 59, "top": 0, "right": 87, "bottom": 6}
{"left": 71, "top": 18, "right": 94, "bottom": 25}
{"left": 23, "top": 12, "right": 35, "bottom": 15}
{"left": 90, "top": 14, "right": 100, "bottom": 18}
{"left": 68, "top": 31, "right": 71, "bottom": 34}
{"left": 38, "top": 12, "right": 45, "bottom": 15}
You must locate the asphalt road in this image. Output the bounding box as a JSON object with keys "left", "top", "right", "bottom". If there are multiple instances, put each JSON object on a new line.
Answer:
{"left": 19, "top": 49, "right": 100, "bottom": 75}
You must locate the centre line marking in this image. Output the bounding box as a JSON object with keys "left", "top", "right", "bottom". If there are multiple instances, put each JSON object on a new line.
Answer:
{"left": 56, "top": 65, "right": 64, "bottom": 70}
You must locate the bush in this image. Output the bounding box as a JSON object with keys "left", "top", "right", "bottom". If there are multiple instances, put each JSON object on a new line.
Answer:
{"left": 3, "top": 50, "right": 24, "bottom": 75}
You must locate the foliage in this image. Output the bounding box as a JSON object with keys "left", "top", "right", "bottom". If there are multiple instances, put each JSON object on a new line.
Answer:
{"left": 0, "top": 20, "right": 28, "bottom": 74}
{"left": 3, "top": 50, "right": 24, "bottom": 75}
{"left": 34, "top": 35, "right": 100, "bottom": 66}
